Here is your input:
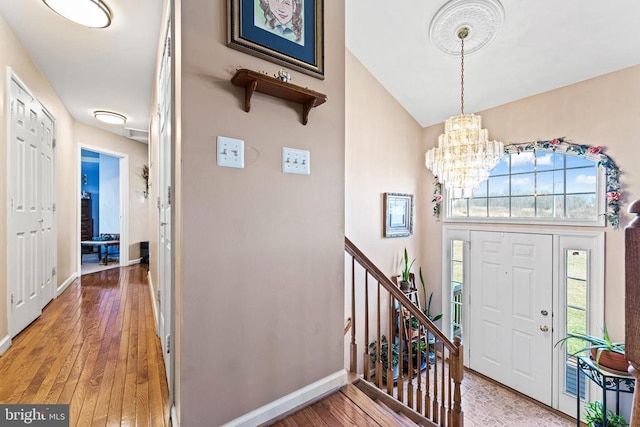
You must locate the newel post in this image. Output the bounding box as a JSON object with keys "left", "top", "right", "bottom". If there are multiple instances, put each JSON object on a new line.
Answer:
{"left": 626, "top": 200, "right": 640, "bottom": 427}
{"left": 450, "top": 337, "right": 464, "bottom": 427}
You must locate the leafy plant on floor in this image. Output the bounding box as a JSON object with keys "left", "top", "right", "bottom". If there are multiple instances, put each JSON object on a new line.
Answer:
{"left": 583, "top": 401, "right": 628, "bottom": 427}
{"left": 369, "top": 335, "right": 399, "bottom": 383}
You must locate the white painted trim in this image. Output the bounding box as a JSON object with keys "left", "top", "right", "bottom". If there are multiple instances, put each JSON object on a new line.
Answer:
{"left": 77, "top": 144, "right": 130, "bottom": 272}
{"left": 128, "top": 258, "right": 141, "bottom": 266}
{"left": 56, "top": 273, "right": 77, "bottom": 297}
{"left": 170, "top": 405, "right": 178, "bottom": 427}
{"left": 148, "top": 270, "right": 158, "bottom": 333}
{"left": 222, "top": 370, "right": 348, "bottom": 426}
{"left": 0, "top": 334, "right": 11, "bottom": 355}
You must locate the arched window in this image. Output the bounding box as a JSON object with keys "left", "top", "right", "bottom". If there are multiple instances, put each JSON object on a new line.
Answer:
{"left": 436, "top": 138, "right": 621, "bottom": 228}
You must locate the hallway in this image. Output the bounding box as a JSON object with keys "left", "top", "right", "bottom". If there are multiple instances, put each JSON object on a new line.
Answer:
{"left": 0, "top": 265, "right": 170, "bottom": 426}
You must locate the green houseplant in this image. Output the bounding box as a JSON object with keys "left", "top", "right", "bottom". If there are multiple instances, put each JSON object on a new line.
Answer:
{"left": 555, "top": 323, "right": 627, "bottom": 371}
{"left": 369, "top": 335, "right": 399, "bottom": 383}
{"left": 583, "top": 401, "right": 628, "bottom": 427}
{"left": 399, "top": 248, "right": 415, "bottom": 291}
{"left": 419, "top": 267, "right": 443, "bottom": 322}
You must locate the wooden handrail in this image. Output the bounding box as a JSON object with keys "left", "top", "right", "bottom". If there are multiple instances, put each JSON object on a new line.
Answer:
{"left": 345, "top": 237, "right": 458, "bottom": 356}
{"left": 344, "top": 317, "right": 352, "bottom": 336}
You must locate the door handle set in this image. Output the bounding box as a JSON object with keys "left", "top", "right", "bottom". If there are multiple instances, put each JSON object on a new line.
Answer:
{"left": 540, "top": 325, "right": 549, "bottom": 332}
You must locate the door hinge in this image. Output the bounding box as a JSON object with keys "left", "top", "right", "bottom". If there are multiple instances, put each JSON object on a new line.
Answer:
{"left": 52, "top": 203, "right": 56, "bottom": 212}
{"left": 157, "top": 289, "right": 161, "bottom": 305}
{"left": 11, "top": 293, "right": 15, "bottom": 305}
{"left": 167, "top": 37, "right": 171, "bottom": 57}
{"left": 166, "top": 335, "right": 171, "bottom": 354}
{"left": 167, "top": 186, "right": 171, "bottom": 205}
{"left": 157, "top": 196, "right": 161, "bottom": 210}
{"left": 52, "top": 138, "right": 56, "bottom": 148}
{"left": 10, "top": 197, "right": 14, "bottom": 209}
{"left": 52, "top": 267, "right": 56, "bottom": 276}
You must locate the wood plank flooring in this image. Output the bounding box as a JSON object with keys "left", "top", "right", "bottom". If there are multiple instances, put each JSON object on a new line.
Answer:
{"left": 0, "top": 265, "right": 170, "bottom": 427}
{"left": 271, "top": 384, "right": 412, "bottom": 427}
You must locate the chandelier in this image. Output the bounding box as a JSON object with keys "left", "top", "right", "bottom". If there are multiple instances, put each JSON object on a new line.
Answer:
{"left": 425, "top": 27, "right": 503, "bottom": 199}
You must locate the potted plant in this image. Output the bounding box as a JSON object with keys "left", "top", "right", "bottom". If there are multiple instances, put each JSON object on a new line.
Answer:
{"left": 555, "top": 323, "right": 627, "bottom": 372}
{"left": 408, "top": 339, "right": 429, "bottom": 372}
{"left": 399, "top": 248, "right": 415, "bottom": 291}
{"left": 583, "top": 401, "right": 628, "bottom": 427}
{"left": 419, "top": 267, "right": 443, "bottom": 322}
{"left": 369, "top": 335, "right": 399, "bottom": 384}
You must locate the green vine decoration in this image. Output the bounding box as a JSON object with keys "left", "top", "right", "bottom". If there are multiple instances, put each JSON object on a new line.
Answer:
{"left": 432, "top": 137, "right": 622, "bottom": 229}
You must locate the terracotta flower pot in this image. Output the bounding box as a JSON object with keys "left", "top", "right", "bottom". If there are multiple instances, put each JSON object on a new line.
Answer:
{"left": 590, "top": 348, "right": 629, "bottom": 372}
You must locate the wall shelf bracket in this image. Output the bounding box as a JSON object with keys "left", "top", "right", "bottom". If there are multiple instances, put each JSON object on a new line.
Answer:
{"left": 231, "top": 68, "right": 327, "bottom": 125}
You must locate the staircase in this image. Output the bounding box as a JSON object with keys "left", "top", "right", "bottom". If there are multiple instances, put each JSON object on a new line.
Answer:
{"left": 345, "top": 380, "right": 438, "bottom": 426}
{"left": 345, "top": 237, "right": 464, "bottom": 427}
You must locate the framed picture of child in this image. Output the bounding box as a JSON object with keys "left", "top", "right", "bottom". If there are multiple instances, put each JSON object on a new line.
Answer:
{"left": 227, "top": 0, "right": 324, "bottom": 79}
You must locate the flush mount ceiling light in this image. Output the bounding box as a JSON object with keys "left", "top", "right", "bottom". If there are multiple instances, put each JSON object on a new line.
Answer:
{"left": 94, "top": 111, "right": 126, "bottom": 125}
{"left": 425, "top": 0, "right": 504, "bottom": 198}
{"left": 43, "top": 0, "right": 112, "bottom": 28}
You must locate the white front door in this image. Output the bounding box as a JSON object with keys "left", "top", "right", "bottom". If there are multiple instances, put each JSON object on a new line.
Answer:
{"left": 8, "top": 75, "right": 56, "bottom": 337}
{"left": 157, "top": 17, "right": 173, "bottom": 395}
{"left": 469, "top": 231, "right": 553, "bottom": 405}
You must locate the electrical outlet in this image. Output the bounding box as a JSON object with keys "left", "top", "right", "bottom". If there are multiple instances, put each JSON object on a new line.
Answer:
{"left": 282, "top": 147, "right": 310, "bottom": 175}
{"left": 217, "top": 136, "right": 244, "bottom": 168}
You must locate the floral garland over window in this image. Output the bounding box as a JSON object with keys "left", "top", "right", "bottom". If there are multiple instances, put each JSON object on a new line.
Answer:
{"left": 432, "top": 137, "right": 622, "bottom": 229}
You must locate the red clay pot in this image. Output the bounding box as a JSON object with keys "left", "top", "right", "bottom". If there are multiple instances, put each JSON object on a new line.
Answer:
{"left": 590, "top": 349, "right": 629, "bottom": 372}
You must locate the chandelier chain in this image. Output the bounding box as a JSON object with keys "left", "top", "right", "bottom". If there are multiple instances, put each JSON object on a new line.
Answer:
{"left": 460, "top": 34, "right": 465, "bottom": 115}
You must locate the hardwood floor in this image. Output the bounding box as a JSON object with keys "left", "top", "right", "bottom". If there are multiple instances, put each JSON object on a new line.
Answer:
{"left": 0, "top": 265, "right": 170, "bottom": 427}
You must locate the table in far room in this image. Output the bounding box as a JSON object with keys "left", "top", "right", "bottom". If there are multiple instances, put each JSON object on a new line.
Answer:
{"left": 80, "top": 240, "right": 120, "bottom": 265}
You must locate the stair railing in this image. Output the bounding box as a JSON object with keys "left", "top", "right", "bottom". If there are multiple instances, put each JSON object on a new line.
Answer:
{"left": 625, "top": 200, "right": 640, "bottom": 426}
{"left": 345, "top": 237, "right": 463, "bottom": 427}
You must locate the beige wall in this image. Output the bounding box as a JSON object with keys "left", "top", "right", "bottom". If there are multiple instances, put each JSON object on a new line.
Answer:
{"left": 345, "top": 51, "right": 425, "bottom": 275}
{"left": 420, "top": 65, "right": 640, "bottom": 340}
{"left": 176, "top": 0, "right": 345, "bottom": 424}
{"left": 0, "top": 14, "right": 76, "bottom": 339}
{"left": 76, "top": 122, "right": 150, "bottom": 261}
{"left": 344, "top": 51, "right": 427, "bottom": 369}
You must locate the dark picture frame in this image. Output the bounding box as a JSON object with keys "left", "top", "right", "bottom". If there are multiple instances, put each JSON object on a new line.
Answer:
{"left": 383, "top": 193, "right": 414, "bottom": 238}
{"left": 227, "top": 0, "right": 324, "bottom": 79}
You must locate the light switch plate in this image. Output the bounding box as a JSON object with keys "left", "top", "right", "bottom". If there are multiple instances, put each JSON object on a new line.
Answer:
{"left": 282, "top": 147, "right": 310, "bottom": 175}
{"left": 217, "top": 136, "right": 244, "bottom": 168}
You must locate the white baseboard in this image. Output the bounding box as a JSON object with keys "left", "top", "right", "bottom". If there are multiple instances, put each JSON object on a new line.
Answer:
{"left": 0, "top": 334, "right": 11, "bottom": 355}
{"left": 128, "top": 258, "right": 141, "bottom": 266}
{"left": 171, "top": 405, "right": 178, "bottom": 427}
{"left": 148, "top": 270, "right": 158, "bottom": 333}
{"left": 222, "top": 369, "right": 348, "bottom": 427}
{"left": 57, "top": 272, "right": 77, "bottom": 297}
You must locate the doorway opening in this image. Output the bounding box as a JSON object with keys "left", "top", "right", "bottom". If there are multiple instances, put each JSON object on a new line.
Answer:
{"left": 78, "top": 145, "right": 129, "bottom": 275}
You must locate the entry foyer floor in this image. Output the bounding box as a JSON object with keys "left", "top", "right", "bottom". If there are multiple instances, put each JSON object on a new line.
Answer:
{"left": 0, "top": 265, "right": 170, "bottom": 426}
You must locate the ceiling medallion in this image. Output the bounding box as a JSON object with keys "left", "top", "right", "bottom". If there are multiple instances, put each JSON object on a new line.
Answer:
{"left": 429, "top": 0, "right": 504, "bottom": 56}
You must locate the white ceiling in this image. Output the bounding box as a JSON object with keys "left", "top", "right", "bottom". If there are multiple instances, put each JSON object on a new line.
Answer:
{"left": 0, "top": 0, "right": 162, "bottom": 143}
{"left": 347, "top": 0, "right": 640, "bottom": 127}
{"left": 1, "top": 1, "right": 639, "bottom": 140}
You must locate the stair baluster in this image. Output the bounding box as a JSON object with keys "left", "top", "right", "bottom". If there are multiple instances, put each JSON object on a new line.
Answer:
{"left": 345, "top": 237, "right": 464, "bottom": 427}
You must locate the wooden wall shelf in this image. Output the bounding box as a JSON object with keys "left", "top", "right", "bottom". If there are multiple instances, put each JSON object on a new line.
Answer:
{"left": 231, "top": 68, "right": 327, "bottom": 125}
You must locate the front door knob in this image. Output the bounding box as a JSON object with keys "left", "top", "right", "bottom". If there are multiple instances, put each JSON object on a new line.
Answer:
{"left": 540, "top": 325, "right": 549, "bottom": 332}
